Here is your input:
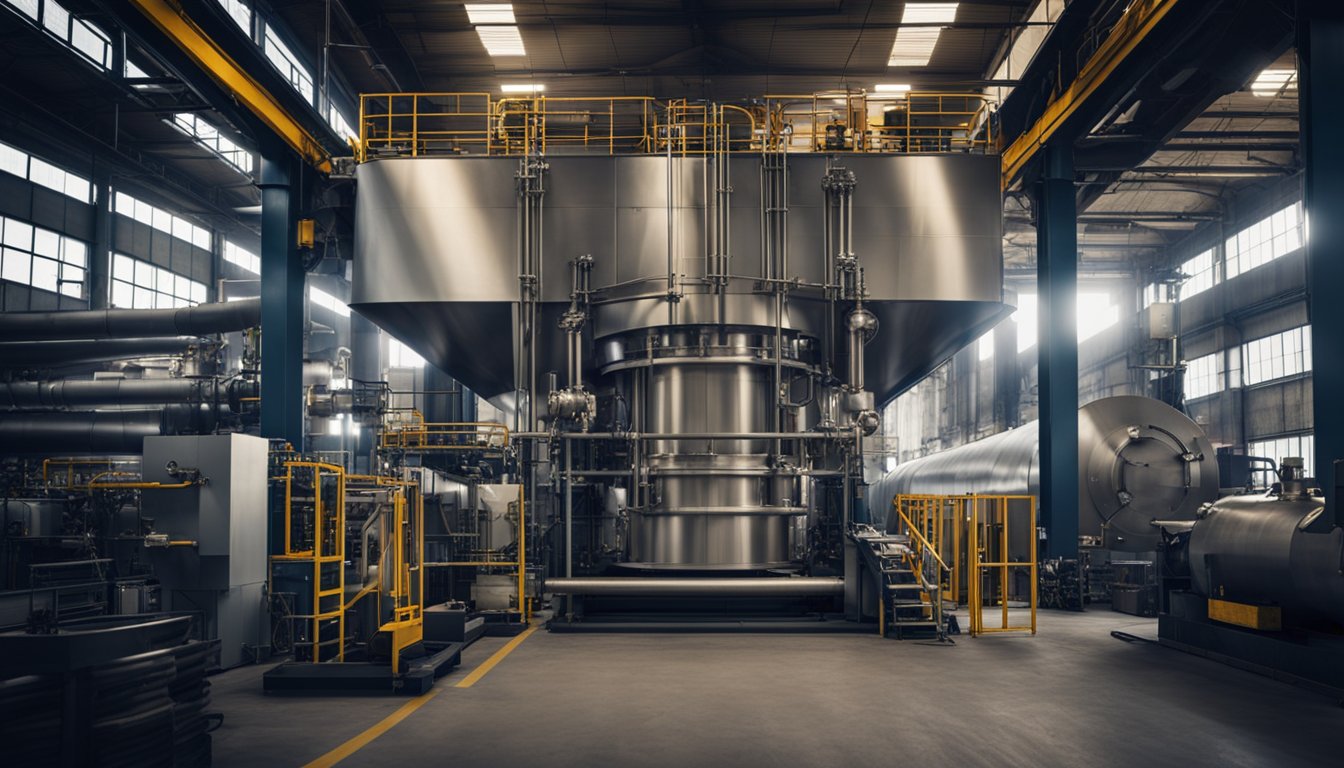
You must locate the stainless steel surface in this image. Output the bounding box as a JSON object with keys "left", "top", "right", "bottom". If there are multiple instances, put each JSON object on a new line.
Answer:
{"left": 544, "top": 576, "right": 844, "bottom": 597}
{"left": 1187, "top": 492, "right": 1344, "bottom": 624}
{"left": 352, "top": 154, "right": 1007, "bottom": 403}
{"left": 871, "top": 396, "right": 1219, "bottom": 551}
{"left": 0, "top": 298, "right": 260, "bottom": 341}
{"left": 353, "top": 151, "right": 1007, "bottom": 578}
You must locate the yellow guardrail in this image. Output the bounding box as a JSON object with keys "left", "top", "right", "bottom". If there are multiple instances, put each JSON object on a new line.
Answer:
{"left": 380, "top": 419, "right": 509, "bottom": 452}
{"left": 893, "top": 493, "right": 1038, "bottom": 637}
{"left": 356, "top": 90, "right": 996, "bottom": 160}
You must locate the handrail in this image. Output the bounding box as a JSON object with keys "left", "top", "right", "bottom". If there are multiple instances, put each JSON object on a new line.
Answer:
{"left": 357, "top": 90, "right": 997, "bottom": 159}
{"left": 894, "top": 503, "right": 950, "bottom": 574}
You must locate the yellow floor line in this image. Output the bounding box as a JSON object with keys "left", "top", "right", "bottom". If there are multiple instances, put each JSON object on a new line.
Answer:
{"left": 454, "top": 624, "right": 540, "bottom": 688}
{"left": 301, "top": 688, "right": 441, "bottom": 768}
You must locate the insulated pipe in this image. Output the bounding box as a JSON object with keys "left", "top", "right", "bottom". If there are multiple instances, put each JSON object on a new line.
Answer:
{"left": 0, "top": 379, "right": 216, "bottom": 409}
{"left": 0, "top": 405, "right": 222, "bottom": 454}
{"left": 0, "top": 298, "right": 261, "bottom": 342}
{"left": 0, "top": 410, "right": 166, "bottom": 454}
{"left": 0, "top": 337, "right": 202, "bottom": 368}
{"left": 544, "top": 577, "right": 845, "bottom": 597}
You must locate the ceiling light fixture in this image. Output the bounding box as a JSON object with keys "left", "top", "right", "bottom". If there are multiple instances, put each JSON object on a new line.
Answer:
{"left": 477, "top": 26, "right": 526, "bottom": 57}
{"left": 888, "top": 3, "right": 959, "bottom": 68}
{"left": 465, "top": 4, "right": 515, "bottom": 24}
{"left": 501, "top": 83, "right": 545, "bottom": 93}
{"left": 874, "top": 83, "right": 912, "bottom": 93}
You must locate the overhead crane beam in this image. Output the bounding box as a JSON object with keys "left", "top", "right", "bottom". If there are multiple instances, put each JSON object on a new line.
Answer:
{"left": 125, "top": 0, "right": 333, "bottom": 173}
{"left": 1000, "top": 0, "right": 1182, "bottom": 189}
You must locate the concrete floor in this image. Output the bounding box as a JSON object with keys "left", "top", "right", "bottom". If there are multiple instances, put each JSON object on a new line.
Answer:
{"left": 210, "top": 610, "right": 1340, "bottom": 768}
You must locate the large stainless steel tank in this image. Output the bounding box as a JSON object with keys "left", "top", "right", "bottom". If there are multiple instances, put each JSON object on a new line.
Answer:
{"left": 353, "top": 153, "right": 1008, "bottom": 570}
{"left": 870, "top": 396, "right": 1219, "bottom": 551}
{"left": 1187, "top": 490, "right": 1344, "bottom": 625}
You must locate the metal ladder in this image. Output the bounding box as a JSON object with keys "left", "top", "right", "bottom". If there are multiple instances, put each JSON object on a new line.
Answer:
{"left": 853, "top": 527, "right": 947, "bottom": 640}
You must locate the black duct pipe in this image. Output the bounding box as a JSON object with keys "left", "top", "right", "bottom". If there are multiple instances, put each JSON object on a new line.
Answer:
{"left": 0, "top": 379, "right": 214, "bottom": 409}
{"left": 0, "top": 405, "right": 223, "bottom": 454}
{"left": 0, "top": 338, "right": 203, "bottom": 368}
{"left": 0, "top": 298, "right": 261, "bottom": 342}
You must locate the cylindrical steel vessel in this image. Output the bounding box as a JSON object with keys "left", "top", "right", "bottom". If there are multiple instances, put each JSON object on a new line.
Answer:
{"left": 870, "top": 396, "right": 1219, "bottom": 551}
{"left": 612, "top": 329, "right": 807, "bottom": 569}
{"left": 1188, "top": 492, "right": 1344, "bottom": 624}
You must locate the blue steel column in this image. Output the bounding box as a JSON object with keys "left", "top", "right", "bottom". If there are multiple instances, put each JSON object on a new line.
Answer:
{"left": 1036, "top": 143, "right": 1079, "bottom": 558}
{"left": 1300, "top": 0, "right": 1344, "bottom": 524}
{"left": 259, "top": 149, "right": 305, "bottom": 450}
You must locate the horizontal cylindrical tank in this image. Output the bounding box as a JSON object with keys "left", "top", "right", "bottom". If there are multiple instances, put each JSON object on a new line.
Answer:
{"left": 545, "top": 577, "right": 844, "bottom": 597}
{"left": 1188, "top": 492, "right": 1344, "bottom": 625}
{"left": 869, "top": 396, "right": 1219, "bottom": 551}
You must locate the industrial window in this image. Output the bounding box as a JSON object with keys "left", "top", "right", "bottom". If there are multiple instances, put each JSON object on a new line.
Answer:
{"left": 976, "top": 331, "right": 993, "bottom": 361}
{"left": 0, "top": 138, "right": 93, "bottom": 204}
{"left": 223, "top": 240, "right": 260, "bottom": 274}
{"left": 1241, "top": 326, "right": 1311, "bottom": 386}
{"left": 1183, "top": 352, "right": 1224, "bottom": 400}
{"left": 0, "top": 214, "right": 87, "bottom": 297}
{"left": 169, "top": 113, "right": 254, "bottom": 174}
{"left": 112, "top": 191, "right": 213, "bottom": 250}
{"left": 327, "top": 104, "right": 358, "bottom": 144}
{"left": 1248, "top": 434, "right": 1314, "bottom": 478}
{"left": 1014, "top": 291, "right": 1118, "bottom": 352}
{"left": 263, "top": 24, "right": 314, "bottom": 104}
{"left": 388, "top": 338, "right": 425, "bottom": 368}
{"left": 1179, "top": 248, "right": 1217, "bottom": 298}
{"left": 3, "top": 0, "right": 111, "bottom": 70}
{"left": 1225, "top": 202, "right": 1303, "bottom": 279}
{"left": 216, "top": 0, "right": 251, "bottom": 34}
{"left": 310, "top": 287, "right": 350, "bottom": 317}
{"left": 111, "top": 253, "right": 207, "bottom": 309}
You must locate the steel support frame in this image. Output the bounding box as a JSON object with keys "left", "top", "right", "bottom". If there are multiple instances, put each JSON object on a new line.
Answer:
{"left": 259, "top": 149, "right": 305, "bottom": 450}
{"left": 1300, "top": 0, "right": 1344, "bottom": 524}
{"left": 1036, "top": 144, "right": 1080, "bottom": 558}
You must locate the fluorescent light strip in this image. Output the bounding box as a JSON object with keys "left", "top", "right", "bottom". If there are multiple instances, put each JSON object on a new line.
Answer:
{"left": 465, "top": 4, "right": 515, "bottom": 24}
{"left": 501, "top": 83, "right": 545, "bottom": 93}
{"left": 477, "top": 25, "right": 525, "bottom": 56}
{"left": 874, "top": 83, "right": 911, "bottom": 93}
{"left": 889, "top": 3, "right": 959, "bottom": 68}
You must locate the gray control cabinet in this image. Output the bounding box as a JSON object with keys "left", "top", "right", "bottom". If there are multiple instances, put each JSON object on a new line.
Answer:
{"left": 141, "top": 434, "right": 269, "bottom": 669}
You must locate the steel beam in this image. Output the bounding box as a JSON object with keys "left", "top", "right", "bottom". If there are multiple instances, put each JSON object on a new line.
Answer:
{"left": 1001, "top": 0, "right": 1181, "bottom": 188}
{"left": 125, "top": 0, "right": 332, "bottom": 172}
{"left": 259, "top": 150, "right": 305, "bottom": 449}
{"left": 1299, "top": 0, "right": 1344, "bottom": 524}
{"left": 1036, "top": 144, "right": 1080, "bottom": 558}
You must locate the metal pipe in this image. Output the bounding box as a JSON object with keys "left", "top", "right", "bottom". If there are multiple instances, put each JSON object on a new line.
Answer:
{"left": 0, "top": 298, "right": 261, "bottom": 342}
{"left": 0, "top": 410, "right": 165, "bottom": 454}
{"left": 0, "top": 337, "right": 203, "bottom": 368}
{"left": 544, "top": 576, "right": 844, "bottom": 597}
{"left": 0, "top": 378, "right": 217, "bottom": 409}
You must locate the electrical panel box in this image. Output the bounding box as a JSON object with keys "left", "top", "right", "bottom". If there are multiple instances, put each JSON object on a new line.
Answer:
{"left": 1147, "top": 302, "right": 1176, "bottom": 339}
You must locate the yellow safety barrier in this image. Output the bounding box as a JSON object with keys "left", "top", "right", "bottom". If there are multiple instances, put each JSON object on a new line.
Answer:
{"left": 893, "top": 493, "right": 1038, "bottom": 637}
{"left": 356, "top": 90, "right": 997, "bottom": 159}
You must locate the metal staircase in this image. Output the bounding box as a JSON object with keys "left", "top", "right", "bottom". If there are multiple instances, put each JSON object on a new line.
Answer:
{"left": 852, "top": 526, "right": 948, "bottom": 640}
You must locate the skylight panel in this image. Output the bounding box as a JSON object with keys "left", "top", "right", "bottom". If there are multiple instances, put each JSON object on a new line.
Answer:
{"left": 465, "top": 4, "right": 515, "bottom": 24}
{"left": 888, "top": 3, "right": 959, "bottom": 68}
{"left": 477, "top": 26, "right": 525, "bottom": 56}
{"left": 1250, "top": 68, "right": 1296, "bottom": 97}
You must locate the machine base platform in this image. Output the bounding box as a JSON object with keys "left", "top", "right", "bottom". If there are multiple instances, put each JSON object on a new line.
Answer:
{"left": 262, "top": 641, "right": 465, "bottom": 695}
